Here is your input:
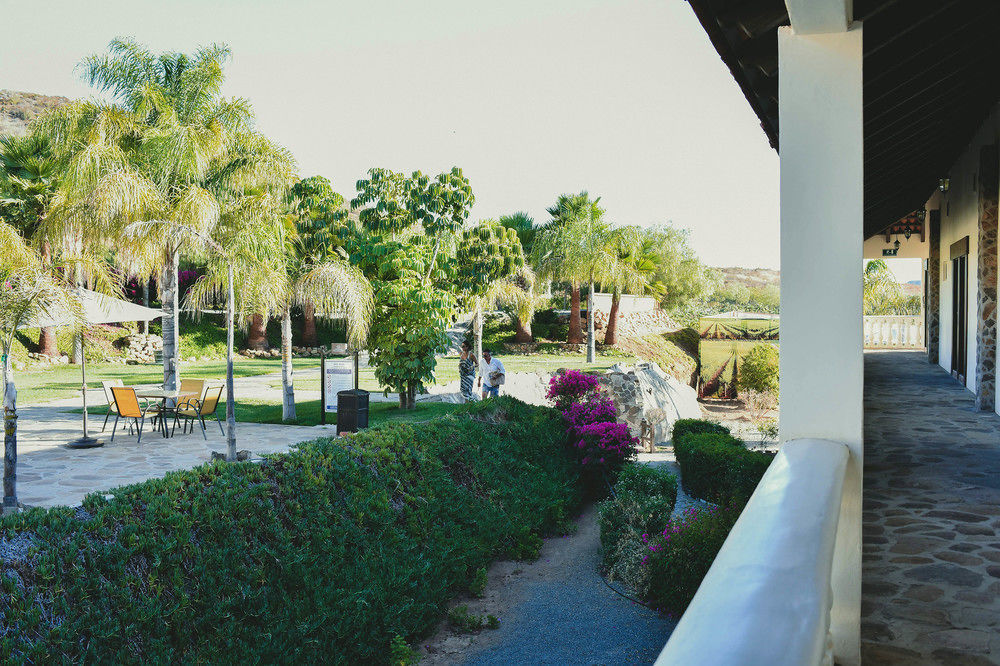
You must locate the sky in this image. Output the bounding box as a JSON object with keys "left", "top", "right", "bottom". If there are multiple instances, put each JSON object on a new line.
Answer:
{"left": 2, "top": 0, "right": 782, "bottom": 269}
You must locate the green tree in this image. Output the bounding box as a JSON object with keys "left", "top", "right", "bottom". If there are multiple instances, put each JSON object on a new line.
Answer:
{"left": 644, "top": 225, "right": 716, "bottom": 310}
{"left": 455, "top": 219, "right": 525, "bottom": 361}
{"left": 863, "top": 259, "right": 918, "bottom": 315}
{"left": 0, "top": 133, "right": 61, "bottom": 356}
{"left": 602, "top": 226, "right": 657, "bottom": 346}
{"left": 536, "top": 192, "right": 594, "bottom": 345}
{"left": 287, "top": 175, "right": 347, "bottom": 346}
{"left": 737, "top": 343, "right": 779, "bottom": 398}
{"left": 40, "top": 38, "right": 295, "bottom": 400}
{"left": 347, "top": 167, "right": 472, "bottom": 409}
{"left": 499, "top": 211, "right": 539, "bottom": 258}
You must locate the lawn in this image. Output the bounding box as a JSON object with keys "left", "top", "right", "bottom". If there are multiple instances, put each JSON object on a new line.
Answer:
{"left": 274, "top": 352, "right": 635, "bottom": 393}
{"left": 6, "top": 358, "right": 320, "bottom": 406}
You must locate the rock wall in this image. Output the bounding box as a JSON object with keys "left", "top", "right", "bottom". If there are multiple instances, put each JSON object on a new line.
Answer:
{"left": 598, "top": 362, "right": 701, "bottom": 443}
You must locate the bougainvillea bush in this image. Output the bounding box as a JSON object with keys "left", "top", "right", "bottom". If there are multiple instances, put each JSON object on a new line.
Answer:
{"left": 641, "top": 504, "right": 741, "bottom": 615}
{"left": 571, "top": 421, "right": 638, "bottom": 470}
{"left": 546, "top": 369, "right": 601, "bottom": 409}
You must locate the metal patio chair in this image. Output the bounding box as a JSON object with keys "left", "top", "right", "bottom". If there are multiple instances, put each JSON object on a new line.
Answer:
{"left": 109, "top": 386, "right": 159, "bottom": 444}
{"left": 172, "top": 385, "right": 225, "bottom": 439}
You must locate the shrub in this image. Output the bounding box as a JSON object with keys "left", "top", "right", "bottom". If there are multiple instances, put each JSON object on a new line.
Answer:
{"left": 546, "top": 369, "right": 601, "bottom": 409}
{"left": 641, "top": 504, "right": 742, "bottom": 615}
{"left": 561, "top": 396, "right": 616, "bottom": 429}
{"left": 599, "top": 464, "right": 678, "bottom": 585}
{"left": 672, "top": 430, "right": 774, "bottom": 504}
{"left": 671, "top": 418, "right": 730, "bottom": 443}
{"left": 0, "top": 397, "right": 577, "bottom": 665}
{"left": 532, "top": 308, "right": 569, "bottom": 342}
{"left": 737, "top": 343, "right": 779, "bottom": 397}
{"left": 570, "top": 421, "right": 638, "bottom": 471}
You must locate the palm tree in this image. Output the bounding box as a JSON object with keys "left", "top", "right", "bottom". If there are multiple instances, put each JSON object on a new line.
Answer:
{"left": 39, "top": 39, "right": 294, "bottom": 403}
{"left": 534, "top": 193, "right": 639, "bottom": 361}
{"left": 0, "top": 133, "right": 61, "bottom": 356}
{"left": 602, "top": 227, "right": 659, "bottom": 346}
{"left": 535, "top": 193, "right": 596, "bottom": 345}
{"left": 487, "top": 264, "right": 537, "bottom": 343}
{"left": 863, "top": 259, "right": 903, "bottom": 315}
{"left": 0, "top": 221, "right": 82, "bottom": 512}
{"left": 499, "top": 212, "right": 538, "bottom": 258}
{"left": 276, "top": 207, "right": 373, "bottom": 422}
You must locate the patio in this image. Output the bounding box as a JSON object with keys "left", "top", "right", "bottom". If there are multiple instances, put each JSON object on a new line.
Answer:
{"left": 12, "top": 399, "right": 338, "bottom": 508}
{"left": 862, "top": 351, "right": 1000, "bottom": 664}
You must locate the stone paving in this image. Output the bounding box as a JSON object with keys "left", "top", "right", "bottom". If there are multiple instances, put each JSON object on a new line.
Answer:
{"left": 12, "top": 400, "right": 338, "bottom": 509}
{"left": 862, "top": 351, "right": 1000, "bottom": 665}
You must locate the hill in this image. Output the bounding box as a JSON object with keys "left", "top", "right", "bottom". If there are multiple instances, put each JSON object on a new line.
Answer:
{"left": 0, "top": 89, "right": 71, "bottom": 136}
{"left": 713, "top": 266, "right": 781, "bottom": 291}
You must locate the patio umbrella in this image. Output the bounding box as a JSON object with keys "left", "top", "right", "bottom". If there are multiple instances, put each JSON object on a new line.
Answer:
{"left": 20, "top": 289, "right": 162, "bottom": 448}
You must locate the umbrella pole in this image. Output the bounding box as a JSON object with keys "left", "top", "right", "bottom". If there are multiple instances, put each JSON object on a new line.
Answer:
{"left": 68, "top": 329, "right": 103, "bottom": 449}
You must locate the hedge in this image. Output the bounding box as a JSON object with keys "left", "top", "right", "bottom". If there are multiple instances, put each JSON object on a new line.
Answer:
{"left": 598, "top": 463, "right": 678, "bottom": 585}
{"left": 0, "top": 397, "right": 579, "bottom": 665}
{"left": 671, "top": 419, "right": 774, "bottom": 504}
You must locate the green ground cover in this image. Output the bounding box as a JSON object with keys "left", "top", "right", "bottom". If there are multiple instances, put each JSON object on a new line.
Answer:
{"left": 6, "top": 358, "right": 320, "bottom": 406}
{"left": 1, "top": 398, "right": 579, "bottom": 664}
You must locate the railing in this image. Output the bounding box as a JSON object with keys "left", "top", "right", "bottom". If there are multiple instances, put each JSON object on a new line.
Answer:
{"left": 655, "top": 439, "right": 850, "bottom": 666}
{"left": 863, "top": 315, "right": 924, "bottom": 349}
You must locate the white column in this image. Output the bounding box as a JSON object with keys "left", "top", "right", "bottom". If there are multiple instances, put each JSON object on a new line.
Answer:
{"left": 778, "top": 23, "right": 863, "bottom": 666}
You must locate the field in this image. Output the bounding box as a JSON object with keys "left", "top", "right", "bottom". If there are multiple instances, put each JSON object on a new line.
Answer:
{"left": 699, "top": 340, "right": 778, "bottom": 396}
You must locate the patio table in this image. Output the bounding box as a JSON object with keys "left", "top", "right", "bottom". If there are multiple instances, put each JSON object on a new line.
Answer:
{"left": 134, "top": 387, "right": 199, "bottom": 438}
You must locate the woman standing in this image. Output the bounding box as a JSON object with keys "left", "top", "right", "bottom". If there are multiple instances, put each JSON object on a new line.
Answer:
{"left": 459, "top": 341, "right": 478, "bottom": 401}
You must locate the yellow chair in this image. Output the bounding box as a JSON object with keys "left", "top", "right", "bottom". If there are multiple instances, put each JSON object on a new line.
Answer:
{"left": 109, "top": 386, "right": 158, "bottom": 444}
{"left": 100, "top": 379, "right": 123, "bottom": 432}
{"left": 172, "top": 385, "right": 225, "bottom": 439}
{"left": 179, "top": 378, "right": 206, "bottom": 403}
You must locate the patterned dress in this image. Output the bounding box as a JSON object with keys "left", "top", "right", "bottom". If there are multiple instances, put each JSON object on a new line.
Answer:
{"left": 459, "top": 355, "right": 477, "bottom": 401}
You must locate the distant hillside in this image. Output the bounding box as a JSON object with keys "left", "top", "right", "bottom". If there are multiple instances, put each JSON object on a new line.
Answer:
{"left": 713, "top": 266, "right": 780, "bottom": 291}
{"left": 0, "top": 89, "right": 71, "bottom": 136}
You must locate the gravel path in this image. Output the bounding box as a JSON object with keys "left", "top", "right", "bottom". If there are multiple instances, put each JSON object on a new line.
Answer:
{"left": 421, "top": 449, "right": 687, "bottom": 666}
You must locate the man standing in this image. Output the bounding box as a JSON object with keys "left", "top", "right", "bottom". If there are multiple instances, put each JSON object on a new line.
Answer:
{"left": 478, "top": 349, "right": 506, "bottom": 400}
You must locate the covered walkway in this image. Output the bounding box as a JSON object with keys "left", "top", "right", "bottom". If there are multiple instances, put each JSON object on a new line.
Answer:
{"left": 863, "top": 352, "right": 1000, "bottom": 664}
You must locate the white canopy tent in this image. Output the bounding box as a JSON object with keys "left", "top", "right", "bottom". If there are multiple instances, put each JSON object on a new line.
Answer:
{"left": 20, "top": 289, "right": 162, "bottom": 448}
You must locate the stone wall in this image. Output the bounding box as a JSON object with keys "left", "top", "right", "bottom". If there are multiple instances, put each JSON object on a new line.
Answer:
{"left": 975, "top": 144, "right": 998, "bottom": 411}
{"left": 598, "top": 362, "right": 701, "bottom": 443}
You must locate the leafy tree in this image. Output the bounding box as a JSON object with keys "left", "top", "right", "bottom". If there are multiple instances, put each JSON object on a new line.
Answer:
{"left": 499, "top": 211, "right": 539, "bottom": 258}
{"left": 642, "top": 225, "right": 716, "bottom": 310}
{"left": 287, "top": 175, "right": 348, "bottom": 346}
{"left": 0, "top": 133, "right": 61, "bottom": 355}
{"left": 863, "top": 259, "right": 918, "bottom": 315}
{"left": 39, "top": 38, "right": 295, "bottom": 399}
{"left": 455, "top": 219, "right": 525, "bottom": 360}
{"left": 347, "top": 167, "right": 472, "bottom": 409}
{"left": 602, "top": 226, "right": 657, "bottom": 346}
{"left": 536, "top": 192, "right": 595, "bottom": 345}
{"left": 737, "top": 343, "right": 779, "bottom": 398}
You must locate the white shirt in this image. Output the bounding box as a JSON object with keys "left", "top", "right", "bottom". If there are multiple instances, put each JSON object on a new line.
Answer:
{"left": 481, "top": 357, "right": 506, "bottom": 387}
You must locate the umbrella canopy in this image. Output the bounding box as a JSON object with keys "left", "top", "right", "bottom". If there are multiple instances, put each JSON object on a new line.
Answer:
{"left": 16, "top": 289, "right": 162, "bottom": 448}
{"left": 19, "top": 288, "right": 161, "bottom": 329}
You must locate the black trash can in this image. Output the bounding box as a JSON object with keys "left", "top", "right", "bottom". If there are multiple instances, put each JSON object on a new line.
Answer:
{"left": 337, "top": 389, "right": 370, "bottom": 432}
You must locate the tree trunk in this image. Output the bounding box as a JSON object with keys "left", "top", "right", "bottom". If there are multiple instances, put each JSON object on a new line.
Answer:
{"left": 568, "top": 286, "right": 583, "bottom": 344}
{"left": 406, "top": 381, "right": 416, "bottom": 410}
{"left": 162, "top": 248, "right": 180, "bottom": 399}
{"left": 225, "top": 264, "right": 237, "bottom": 460}
{"left": 140, "top": 278, "right": 150, "bottom": 334}
{"left": 246, "top": 313, "right": 268, "bottom": 350}
{"left": 398, "top": 391, "right": 407, "bottom": 409}
{"left": 37, "top": 242, "right": 59, "bottom": 356}
{"left": 587, "top": 281, "right": 596, "bottom": 363}
{"left": 302, "top": 303, "right": 318, "bottom": 347}
{"left": 2, "top": 353, "right": 17, "bottom": 513}
{"left": 281, "top": 307, "right": 296, "bottom": 422}
{"left": 604, "top": 292, "right": 621, "bottom": 346}
{"left": 474, "top": 302, "right": 483, "bottom": 363}
{"left": 514, "top": 317, "right": 532, "bottom": 343}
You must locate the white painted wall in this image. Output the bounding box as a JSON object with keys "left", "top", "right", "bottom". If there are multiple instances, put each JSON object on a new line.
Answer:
{"left": 590, "top": 292, "right": 657, "bottom": 315}
{"left": 932, "top": 106, "right": 1000, "bottom": 399}
{"left": 777, "top": 24, "right": 862, "bottom": 666}
{"left": 863, "top": 233, "right": 927, "bottom": 260}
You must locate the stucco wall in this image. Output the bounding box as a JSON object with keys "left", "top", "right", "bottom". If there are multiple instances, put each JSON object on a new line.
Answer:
{"left": 590, "top": 292, "right": 657, "bottom": 315}
{"left": 863, "top": 233, "right": 928, "bottom": 260}
{"left": 933, "top": 106, "right": 1000, "bottom": 402}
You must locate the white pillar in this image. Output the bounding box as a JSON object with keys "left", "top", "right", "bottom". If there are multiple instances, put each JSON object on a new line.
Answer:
{"left": 778, "top": 23, "right": 863, "bottom": 666}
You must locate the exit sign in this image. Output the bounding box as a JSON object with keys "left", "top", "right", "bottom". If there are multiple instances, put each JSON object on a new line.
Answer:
{"left": 882, "top": 248, "right": 898, "bottom": 256}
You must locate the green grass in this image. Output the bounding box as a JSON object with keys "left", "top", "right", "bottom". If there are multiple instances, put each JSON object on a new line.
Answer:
{"left": 230, "top": 399, "right": 462, "bottom": 428}
{"left": 7, "top": 358, "right": 320, "bottom": 406}
{"left": 271, "top": 353, "right": 634, "bottom": 393}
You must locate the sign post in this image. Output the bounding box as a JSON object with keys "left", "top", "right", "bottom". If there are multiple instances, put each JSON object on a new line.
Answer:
{"left": 323, "top": 356, "right": 355, "bottom": 415}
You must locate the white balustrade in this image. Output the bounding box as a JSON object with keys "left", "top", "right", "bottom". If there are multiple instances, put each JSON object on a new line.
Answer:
{"left": 655, "top": 439, "right": 850, "bottom": 666}
{"left": 862, "top": 315, "right": 924, "bottom": 349}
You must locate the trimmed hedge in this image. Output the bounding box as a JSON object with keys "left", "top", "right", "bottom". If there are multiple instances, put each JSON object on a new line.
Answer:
{"left": 0, "top": 397, "right": 579, "bottom": 665}
{"left": 598, "top": 463, "right": 678, "bottom": 585}
{"left": 671, "top": 419, "right": 774, "bottom": 504}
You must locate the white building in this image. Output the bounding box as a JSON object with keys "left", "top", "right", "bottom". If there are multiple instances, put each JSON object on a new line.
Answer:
{"left": 657, "top": 2, "right": 1000, "bottom": 665}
